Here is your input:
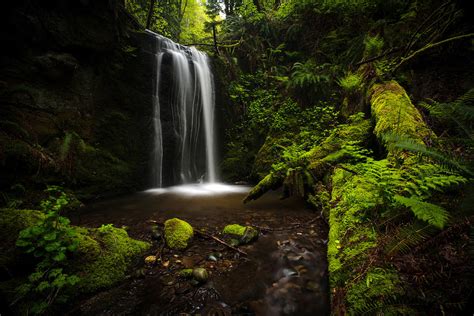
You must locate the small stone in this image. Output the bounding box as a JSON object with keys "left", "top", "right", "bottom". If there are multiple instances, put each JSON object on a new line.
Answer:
{"left": 192, "top": 268, "right": 209, "bottom": 282}
{"left": 282, "top": 268, "right": 298, "bottom": 277}
{"left": 229, "top": 239, "right": 240, "bottom": 247}
{"left": 208, "top": 255, "right": 217, "bottom": 262}
{"left": 240, "top": 227, "right": 259, "bottom": 244}
{"left": 178, "top": 268, "right": 193, "bottom": 278}
{"left": 145, "top": 255, "right": 157, "bottom": 264}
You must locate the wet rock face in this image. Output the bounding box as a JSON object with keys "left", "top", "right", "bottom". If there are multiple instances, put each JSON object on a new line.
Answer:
{"left": 0, "top": 0, "right": 155, "bottom": 196}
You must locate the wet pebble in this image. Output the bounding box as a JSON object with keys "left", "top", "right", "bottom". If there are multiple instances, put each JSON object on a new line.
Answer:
{"left": 208, "top": 254, "right": 218, "bottom": 262}
{"left": 282, "top": 268, "right": 298, "bottom": 277}
{"left": 192, "top": 268, "right": 209, "bottom": 283}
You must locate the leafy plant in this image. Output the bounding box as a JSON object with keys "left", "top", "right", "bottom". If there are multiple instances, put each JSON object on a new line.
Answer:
{"left": 338, "top": 72, "right": 363, "bottom": 92}
{"left": 288, "top": 60, "right": 331, "bottom": 91}
{"left": 15, "top": 186, "right": 80, "bottom": 314}
{"left": 355, "top": 157, "right": 467, "bottom": 229}
{"left": 364, "top": 34, "right": 384, "bottom": 56}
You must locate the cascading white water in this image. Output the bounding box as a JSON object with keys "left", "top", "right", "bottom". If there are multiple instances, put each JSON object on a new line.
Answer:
{"left": 147, "top": 30, "right": 218, "bottom": 186}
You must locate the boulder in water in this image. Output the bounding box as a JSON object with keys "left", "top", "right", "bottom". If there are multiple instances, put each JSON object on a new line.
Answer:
{"left": 223, "top": 224, "right": 258, "bottom": 244}
{"left": 164, "top": 218, "right": 194, "bottom": 250}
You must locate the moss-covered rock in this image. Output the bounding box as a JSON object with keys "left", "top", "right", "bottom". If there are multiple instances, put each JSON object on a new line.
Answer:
{"left": 222, "top": 224, "right": 258, "bottom": 244}
{"left": 0, "top": 209, "right": 45, "bottom": 269}
{"left": 0, "top": 210, "right": 150, "bottom": 303}
{"left": 164, "top": 218, "right": 194, "bottom": 250}
{"left": 223, "top": 224, "right": 247, "bottom": 236}
{"left": 73, "top": 225, "right": 150, "bottom": 293}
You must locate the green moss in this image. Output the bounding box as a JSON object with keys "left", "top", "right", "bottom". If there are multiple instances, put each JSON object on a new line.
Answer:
{"left": 164, "top": 218, "right": 194, "bottom": 250}
{"left": 222, "top": 224, "right": 247, "bottom": 236}
{"left": 74, "top": 226, "right": 150, "bottom": 293}
{"left": 252, "top": 136, "right": 292, "bottom": 180}
{"left": 346, "top": 267, "right": 404, "bottom": 314}
{"left": 338, "top": 72, "right": 363, "bottom": 92}
{"left": 243, "top": 172, "right": 283, "bottom": 203}
{"left": 222, "top": 224, "right": 258, "bottom": 244}
{"left": 0, "top": 209, "right": 45, "bottom": 268}
{"left": 306, "top": 113, "right": 371, "bottom": 174}
{"left": 369, "top": 81, "right": 433, "bottom": 160}
{"left": 178, "top": 268, "right": 193, "bottom": 278}
{"left": 328, "top": 168, "right": 380, "bottom": 282}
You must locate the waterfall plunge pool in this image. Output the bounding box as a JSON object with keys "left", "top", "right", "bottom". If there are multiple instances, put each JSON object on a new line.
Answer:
{"left": 145, "top": 183, "right": 251, "bottom": 196}
{"left": 72, "top": 186, "right": 329, "bottom": 315}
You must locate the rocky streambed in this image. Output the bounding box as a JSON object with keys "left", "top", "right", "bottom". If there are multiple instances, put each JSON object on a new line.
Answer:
{"left": 68, "top": 184, "right": 329, "bottom": 315}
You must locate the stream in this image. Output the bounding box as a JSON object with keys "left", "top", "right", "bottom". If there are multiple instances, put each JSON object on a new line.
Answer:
{"left": 69, "top": 184, "right": 329, "bottom": 315}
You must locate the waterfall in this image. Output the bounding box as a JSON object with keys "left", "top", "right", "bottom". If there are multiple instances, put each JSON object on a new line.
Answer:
{"left": 147, "top": 30, "right": 218, "bottom": 186}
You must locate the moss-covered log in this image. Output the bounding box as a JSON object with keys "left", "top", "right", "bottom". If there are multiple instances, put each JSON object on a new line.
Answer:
{"left": 244, "top": 113, "right": 372, "bottom": 203}
{"left": 369, "top": 81, "right": 434, "bottom": 161}
{"left": 243, "top": 172, "right": 283, "bottom": 203}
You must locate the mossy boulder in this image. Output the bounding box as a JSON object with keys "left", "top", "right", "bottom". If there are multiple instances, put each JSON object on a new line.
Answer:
{"left": 73, "top": 225, "right": 150, "bottom": 293}
{"left": 0, "top": 210, "right": 150, "bottom": 300}
{"left": 0, "top": 209, "right": 45, "bottom": 269}
{"left": 222, "top": 224, "right": 258, "bottom": 244}
{"left": 164, "top": 218, "right": 194, "bottom": 250}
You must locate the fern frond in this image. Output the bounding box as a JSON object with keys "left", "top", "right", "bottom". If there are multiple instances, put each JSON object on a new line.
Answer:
{"left": 420, "top": 88, "right": 474, "bottom": 139}
{"left": 394, "top": 195, "right": 449, "bottom": 229}
{"left": 385, "top": 222, "right": 438, "bottom": 256}
{"left": 385, "top": 134, "right": 473, "bottom": 177}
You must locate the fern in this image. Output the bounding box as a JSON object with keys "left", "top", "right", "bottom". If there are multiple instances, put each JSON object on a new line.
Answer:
{"left": 384, "top": 133, "right": 474, "bottom": 177}
{"left": 402, "top": 163, "right": 469, "bottom": 198}
{"left": 338, "top": 72, "right": 363, "bottom": 92}
{"left": 420, "top": 88, "right": 474, "bottom": 140}
{"left": 394, "top": 195, "right": 449, "bottom": 229}
{"left": 385, "top": 222, "right": 438, "bottom": 256}
{"left": 288, "top": 60, "right": 331, "bottom": 89}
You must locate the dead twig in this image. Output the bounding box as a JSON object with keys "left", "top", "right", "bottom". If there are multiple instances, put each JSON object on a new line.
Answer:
{"left": 195, "top": 230, "right": 248, "bottom": 256}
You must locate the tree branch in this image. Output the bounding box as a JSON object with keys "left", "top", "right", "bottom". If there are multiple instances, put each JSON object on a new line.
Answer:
{"left": 393, "top": 33, "right": 474, "bottom": 71}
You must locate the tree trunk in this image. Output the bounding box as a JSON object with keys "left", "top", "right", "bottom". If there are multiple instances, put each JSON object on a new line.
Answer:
{"left": 146, "top": 0, "right": 156, "bottom": 29}
{"left": 212, "top": 23, "right": 219, "bottom": 55}
{"left": 253, "top": 0, "right": 262, "bottom": 12}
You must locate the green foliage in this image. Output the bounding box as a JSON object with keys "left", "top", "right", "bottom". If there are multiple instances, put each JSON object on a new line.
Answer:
{"left": 338, "top": 72, "right": 363, "bottom": 92}
{"left": 420, "top": 88, "right": 474, "bottom": 141}
{"left": 14, "top": 186, "right": 79, "bottom": 314}
{"left": 355, "top": 156, "right": 467, "bottom": 228}
{"left": 288, "top": 60, "right": 334, "bottom": 99}
{"left": 384, "top": 134, "right": 474, "bottom": 177}
{"left": 98, "top": 223, "right": 115, "bottom": 234}
{"left": 363, "top": 34, "right": 384, "bottom": 57}
{"left": 394, "top": 195, "right": 449, "bottom": 229}
{"left": 384, "top": 222, "right": 438, "bottom": 255}
{"left": 347, "top": 268, "right": 404, "bottom": 314}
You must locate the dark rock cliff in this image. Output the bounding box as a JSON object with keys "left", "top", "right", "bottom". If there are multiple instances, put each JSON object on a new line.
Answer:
{"left": 0, "top": 0, "right": 156, "bottom": 199}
